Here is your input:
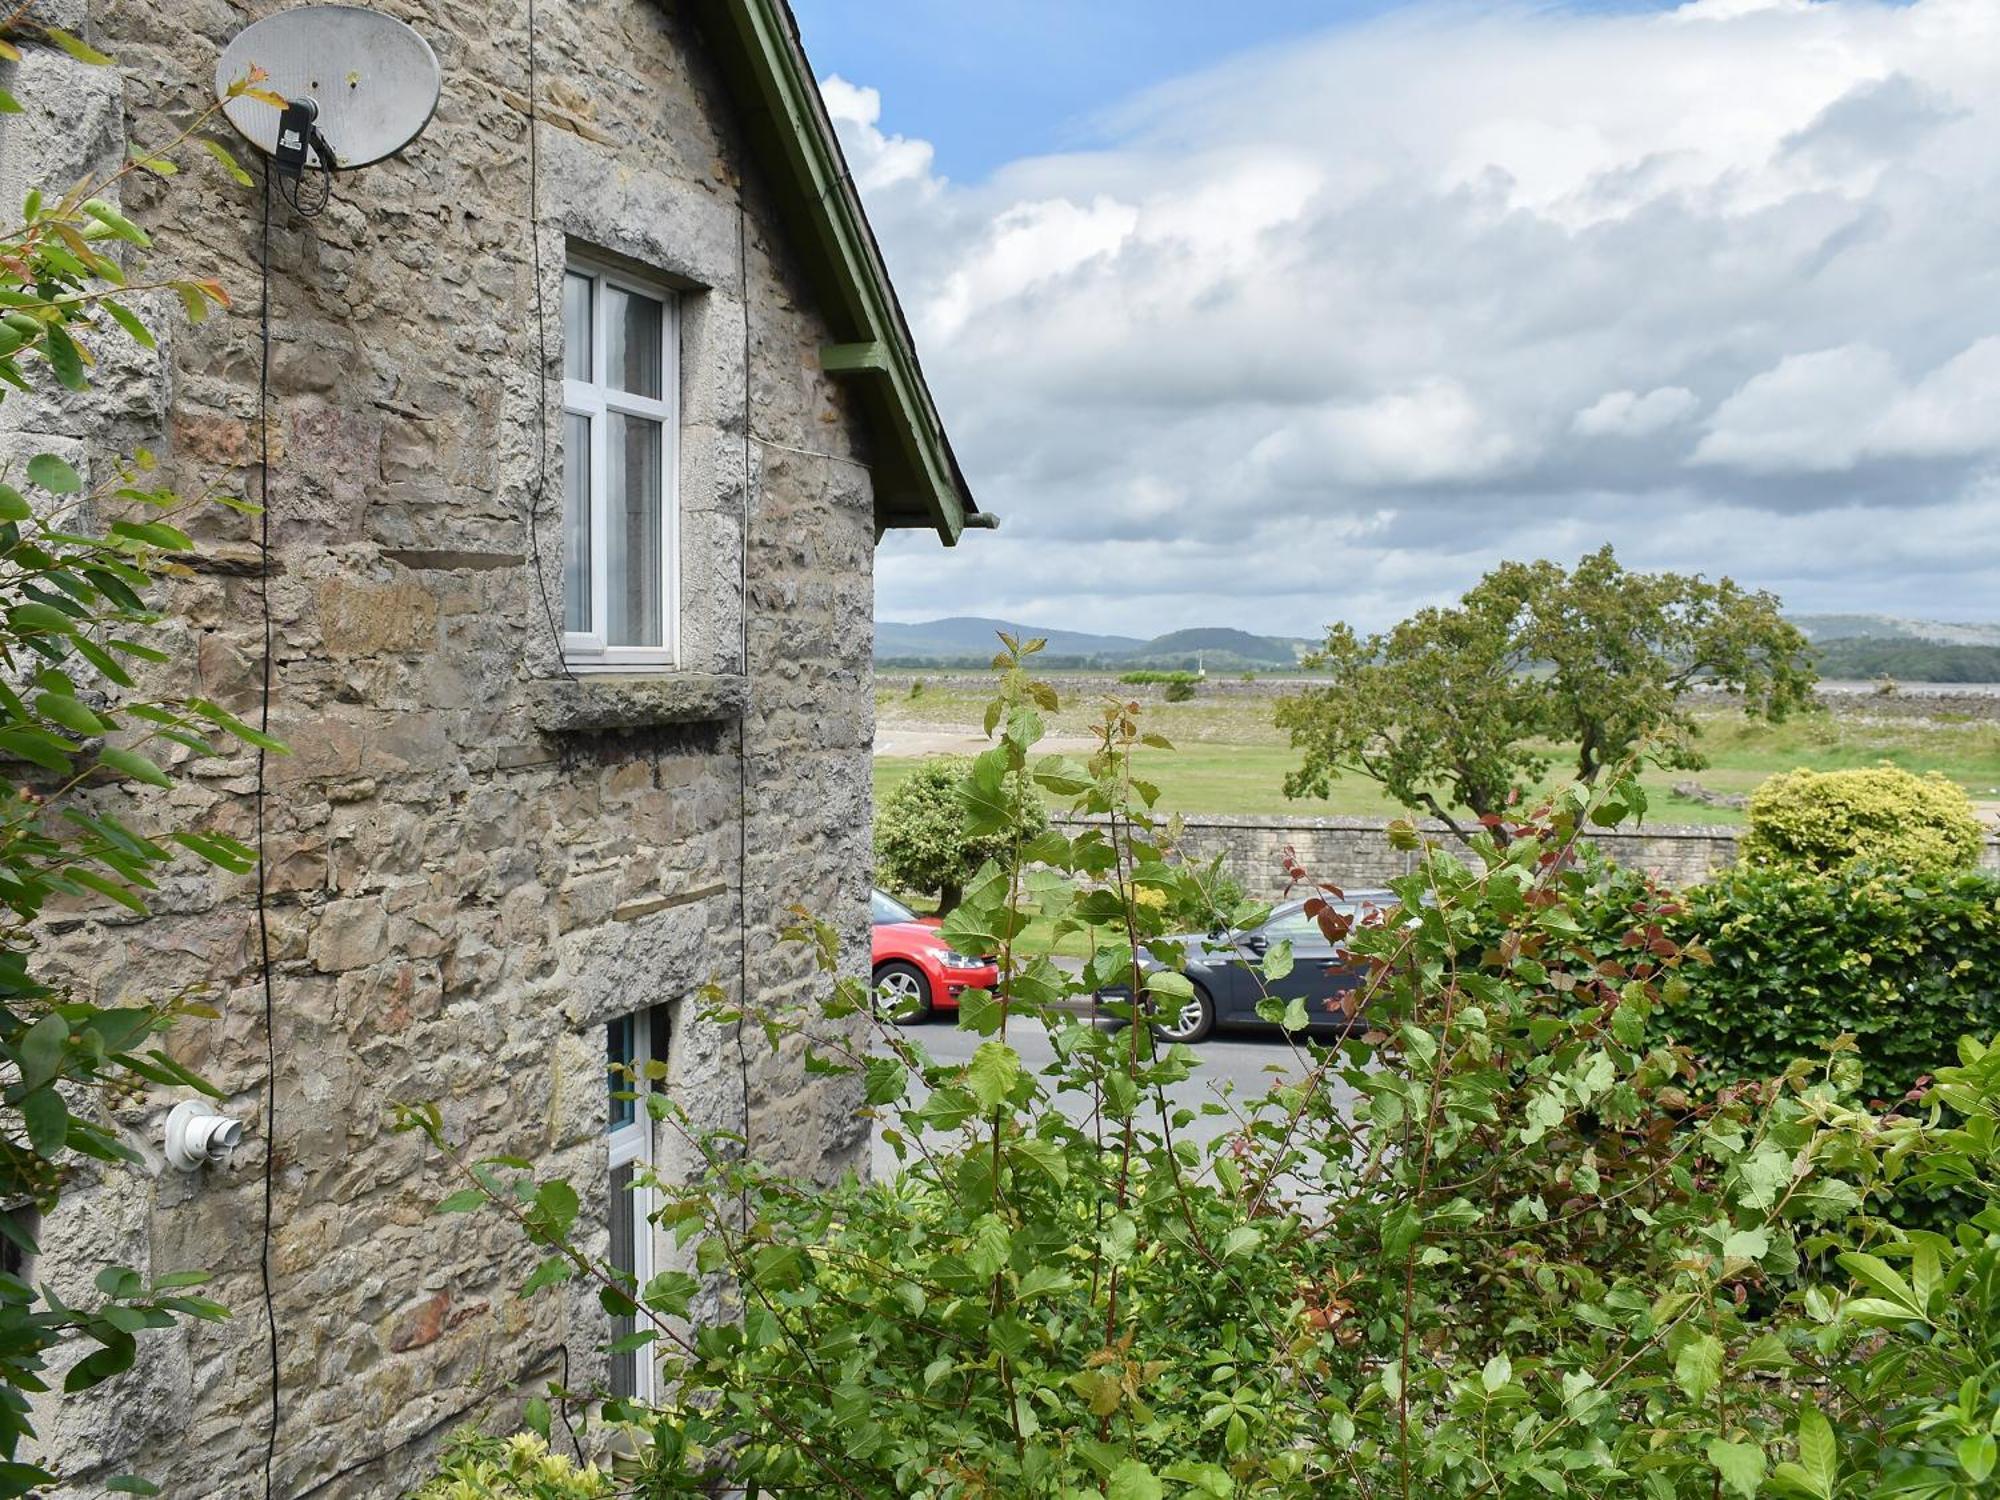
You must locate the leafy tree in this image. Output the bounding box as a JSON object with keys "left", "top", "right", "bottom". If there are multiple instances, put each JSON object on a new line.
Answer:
{"left": 0, "top": 23, "right": 274, "bottom": 1494}
{"left": 1278, "top": 544, "right": 1816, "bottom": 843}
{"left": 1741, "top": 764, "right": 1985, "bottom": 876}
{"left": 873, "top": 754, "right": 1046, "bottom": 913}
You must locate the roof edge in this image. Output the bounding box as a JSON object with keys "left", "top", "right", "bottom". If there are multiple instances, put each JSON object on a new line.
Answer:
{"left": 695, "top": 0, "right": 979, "bottom": 545}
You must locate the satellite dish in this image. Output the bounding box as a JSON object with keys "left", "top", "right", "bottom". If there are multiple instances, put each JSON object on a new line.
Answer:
{"left": 216, "top": 5, "right": 441, "bottom": 169}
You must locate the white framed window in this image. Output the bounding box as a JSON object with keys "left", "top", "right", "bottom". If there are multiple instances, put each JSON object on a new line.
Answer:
{"left": 606, "top": 1007, "right": 667, "bottom": 1402}
{"left": 562, "top": 256, "right": 679, "bottom": 671}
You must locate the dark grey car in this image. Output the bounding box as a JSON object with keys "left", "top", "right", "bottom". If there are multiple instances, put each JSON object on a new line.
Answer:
{"left": 1099, "top": 891, "right": 1396, "bottom": 1043}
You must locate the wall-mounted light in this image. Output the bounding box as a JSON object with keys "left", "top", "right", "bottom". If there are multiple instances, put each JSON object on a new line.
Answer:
{"left": 164, "top": 1101, "right": 245, "bottom": 1173}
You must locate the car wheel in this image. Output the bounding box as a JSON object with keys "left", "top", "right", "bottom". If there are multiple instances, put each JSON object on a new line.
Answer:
{"left": 1151, "top": 980, "right": 1215, "bottom": 1044}
{"left": 872, "top": 961, "right": 934, "bottom": 1023}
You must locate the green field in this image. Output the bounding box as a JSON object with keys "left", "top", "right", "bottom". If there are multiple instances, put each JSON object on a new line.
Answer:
{"left": 875, "top": 682, "right": 2000, "bottom": 827}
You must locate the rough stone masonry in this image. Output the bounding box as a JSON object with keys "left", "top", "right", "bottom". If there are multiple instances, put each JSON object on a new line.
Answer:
{"left": 0, "top": 0, "right": 934, "bottom": 1493}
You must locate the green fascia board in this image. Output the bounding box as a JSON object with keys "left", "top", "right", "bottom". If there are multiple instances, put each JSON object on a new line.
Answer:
{"left": 693, "top": 0, "right": 976, "bottom": 545}
{"left": 820, "top": 340, "right": 890, "bottom": 374}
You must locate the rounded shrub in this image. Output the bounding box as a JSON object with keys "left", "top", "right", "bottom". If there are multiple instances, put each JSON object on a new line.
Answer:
{"left": 1740, "top": 764, "right": 1984, "bottom": 876}
{"left": 873, "top": 755, "right": 1048, "bottom": 913}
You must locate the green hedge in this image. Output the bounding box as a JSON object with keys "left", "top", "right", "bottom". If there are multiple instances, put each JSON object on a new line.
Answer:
{"left": 1655, "top": 865, "right": 2000, "bottom": 1102}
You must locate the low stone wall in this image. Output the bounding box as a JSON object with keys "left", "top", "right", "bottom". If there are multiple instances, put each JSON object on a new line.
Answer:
{"left": 879, "top": 673, "right": 2000, "bottom": 719}
{"left": 1054, "top": 813, "right": 2000, "bottom": 897}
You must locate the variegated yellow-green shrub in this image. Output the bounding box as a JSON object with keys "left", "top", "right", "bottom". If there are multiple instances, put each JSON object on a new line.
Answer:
{"left": 1741, "top": 764, "right": 1985, "bottom": 875}
{"left": 409, "top": 1432, "right": 615, "bottom": 1499}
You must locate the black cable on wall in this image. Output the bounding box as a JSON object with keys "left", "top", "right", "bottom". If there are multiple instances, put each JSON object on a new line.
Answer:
{"left": 735, "top": 193, "right": 754, "bottom": 1172}
{"left": 254, "top": 162, "right": 283, "bottom": 1500}
{"left": 523, "top": 0, "right": 573, "bottom": 681}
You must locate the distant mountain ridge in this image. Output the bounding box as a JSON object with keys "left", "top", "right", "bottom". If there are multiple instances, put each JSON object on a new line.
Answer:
{"left": 875, "top": 617, "right": 1311, "bottom": 670}
{"left": 1792, "top": 614, "right": 2000, "bottom": 647}
{"left": 877, "top": 613, "right": 2000, "bottom": 681}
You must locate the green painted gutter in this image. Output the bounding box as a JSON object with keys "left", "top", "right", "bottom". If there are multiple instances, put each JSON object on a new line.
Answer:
{"left": 691, "top": 0, "right": 983, "bottom": 545}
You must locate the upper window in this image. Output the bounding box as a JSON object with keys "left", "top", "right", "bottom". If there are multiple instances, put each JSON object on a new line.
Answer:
{"left": 562, "top": 257, "right": 679, "bottom": 670}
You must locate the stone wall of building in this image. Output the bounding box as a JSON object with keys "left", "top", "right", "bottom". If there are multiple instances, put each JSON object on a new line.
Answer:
{"left": 1056, "top": 813, "right": 2000, "bottom": 898}
{"left": 1, "top": 1, "right": 876, "bottom": 1495}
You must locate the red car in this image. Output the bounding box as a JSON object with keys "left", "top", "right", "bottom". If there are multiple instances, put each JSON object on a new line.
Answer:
{"left": 870, "top": 888, "right": 998, "bottom": 1020}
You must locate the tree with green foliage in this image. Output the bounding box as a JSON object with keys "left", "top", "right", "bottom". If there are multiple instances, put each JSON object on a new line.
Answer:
{"left": 1278, "top": 544, "right": 1816, "bottom": 844}
{"left": 873, "top": 753, "right": 1047, "bottom": 913}
{"left": 0, "top": 23, "right": 274, "bottom": 1495}
{"left": 1741, "top": 764, "right": 1985, "bottom": 876}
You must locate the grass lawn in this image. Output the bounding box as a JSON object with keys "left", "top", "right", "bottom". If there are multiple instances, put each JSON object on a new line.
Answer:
{"left": 875, "top": 683, "right": 2000, "bottom": 828}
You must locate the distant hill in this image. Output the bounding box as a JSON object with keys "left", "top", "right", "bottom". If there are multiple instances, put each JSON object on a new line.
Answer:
{"left": 874, "top": 617, "right": 1146, "bottom": 661}
{"left": 1142, "top": 628, "right": 1301, "bottom": 665}
{"left": 1809, "top": 638, "right": 2000, "bottom": 683}
{"left": 1792, "top": 614, "right": 2000, "bottom": 647}
{"left": 875, "top": 617, "right": 1312, "bottom": 671}
{"left": 880, "top": 613, "right": 2000, "bottom": 680}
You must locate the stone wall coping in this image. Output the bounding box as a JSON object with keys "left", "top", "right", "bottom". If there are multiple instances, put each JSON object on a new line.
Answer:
{"left": 1054, "top": 809, "right": 2000, "bottom": 850}
{"left": 526, "top": 672, "right": 749, "bottom": 733}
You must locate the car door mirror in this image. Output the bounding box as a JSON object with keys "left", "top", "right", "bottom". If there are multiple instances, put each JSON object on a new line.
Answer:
{"left": 1241, "top": 932, "right": 1267, "bottom": 955}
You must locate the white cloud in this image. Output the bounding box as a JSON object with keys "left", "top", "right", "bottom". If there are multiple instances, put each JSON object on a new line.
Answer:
{"left": 1258, "top": 381, "right": 1522, "bottom": 488}
{"left": 1695, "top": 337, "right": 2000, "bottom": 472}
{"left": 834, "top": 0, "right": 2000, "bottom": 632}
{"left": 1692, "top": 345, "right": 1905, "bottom": 472}
{"left": 1875, "top": 337, "right": 2000, "bottom": 459}
{"left": 819, "top": 75, "right": 939, "bottom": 196}
{"left": 1573, "top": 387, "right": 1701, "bottom": 438}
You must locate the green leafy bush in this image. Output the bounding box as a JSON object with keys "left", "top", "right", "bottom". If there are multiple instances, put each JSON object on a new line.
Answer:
{"left": 0, "top": 25, "right": 275, "bottom": 1496}
{"left": 1117, "top": 669, "right": 1198, "bottom": 685}
{"left": 1163, "top": 677, "right": 1196, "bottom": 701}
{"left": 408, "top": 1432, "right": 614, "bottom": 1498}
{"left": 1651, "top": 865, "right": 2000, "bottom": 1104}
{"left": 406, "top": 642, "right": 2000, "bottom": 1500}
{"left": 1740, "top": 764, "right": 1985, "bottom": 875}
{"left": 873, "top": 754, "right": 1047, "bottom": 912}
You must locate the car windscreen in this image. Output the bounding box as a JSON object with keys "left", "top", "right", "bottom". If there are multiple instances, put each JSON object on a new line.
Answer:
{"left": 871, "top": 889, "right": 918, "bottom": 925}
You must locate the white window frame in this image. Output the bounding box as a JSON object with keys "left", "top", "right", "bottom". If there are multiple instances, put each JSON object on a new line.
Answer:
{"left": 607, "top": 1010, "right": 660, "bottom": 1403}
{"left": 562, "top": 254, "right": 680, "bottom": 672}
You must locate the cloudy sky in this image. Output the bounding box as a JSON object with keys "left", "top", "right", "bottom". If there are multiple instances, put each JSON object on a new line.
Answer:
{"left": 792, "top": 0, "right": 2000, "bottom": 637}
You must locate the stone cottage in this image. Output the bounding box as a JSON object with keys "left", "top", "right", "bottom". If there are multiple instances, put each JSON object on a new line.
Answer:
{"left": 0, "top": 0, "right": 979, "bottom": 1492}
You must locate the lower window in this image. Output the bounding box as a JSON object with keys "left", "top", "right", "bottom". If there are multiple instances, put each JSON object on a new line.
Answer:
{"left": 606, "top": 1007, "right": 668, "bottom": 1401}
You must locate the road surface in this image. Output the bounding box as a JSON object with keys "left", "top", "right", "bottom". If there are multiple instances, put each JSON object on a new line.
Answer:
{"left": 866, "top": 1014, "right": 1358, "bottom": 1182}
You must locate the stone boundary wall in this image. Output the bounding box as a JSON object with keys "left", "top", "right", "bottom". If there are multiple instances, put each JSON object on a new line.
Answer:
{"left": 880, "top": 672, "right": 2000, "bottom": 718}
{"left": 1054, "top": 813, "right": 2000, "bottom": 896}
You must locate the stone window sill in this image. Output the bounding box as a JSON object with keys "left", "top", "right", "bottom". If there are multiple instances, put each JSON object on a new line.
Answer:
{"left": 526, "top": 672, "right": 747, "bottom": 733}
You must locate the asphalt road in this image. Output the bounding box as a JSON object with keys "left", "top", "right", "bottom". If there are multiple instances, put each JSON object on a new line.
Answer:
{"left": 866, "top": 1013, "right": 1358, "bottom": 1181}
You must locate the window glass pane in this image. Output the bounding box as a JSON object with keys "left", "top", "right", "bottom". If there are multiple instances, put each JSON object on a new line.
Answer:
{"left": 608, "top": 1160, "right": 637, "bottom": 1398}
{"left": 603, "top": 284, "right": 663, "bottom": 398}
{"left": 607, "top": 1016, "right": 634, "bottom": 1130}
{"left": 1262, "top": 908, "right": 1325, "bottom": 945}
{"left": 562, "top": 273, "right": 592, "bottom": 382}
{"left": 606, "top": 415, "right": 664, "bottom": 648}
{"left": 563, "top": 411, "right": 592, "bottom": 634}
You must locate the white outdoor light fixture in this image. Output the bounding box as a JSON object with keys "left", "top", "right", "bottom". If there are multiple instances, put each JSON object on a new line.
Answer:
{"left": 164, "top": 1101, "right": 245, "bottom": 1173}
